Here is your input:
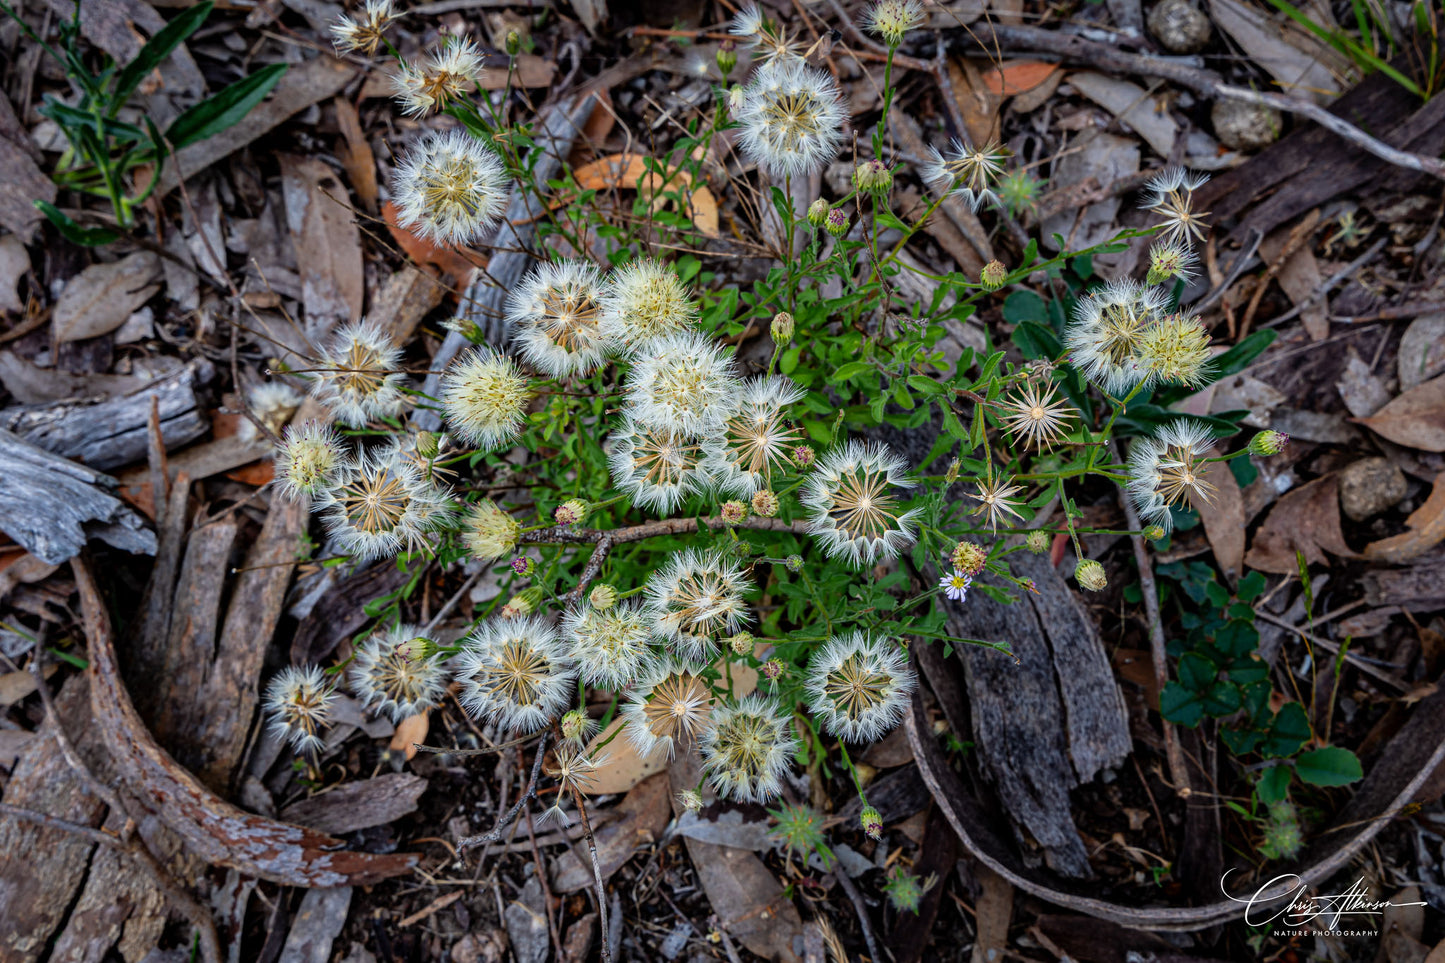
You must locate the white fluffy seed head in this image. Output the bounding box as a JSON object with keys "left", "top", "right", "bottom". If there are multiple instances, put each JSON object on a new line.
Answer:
{"left": 699, "top": 694, "right": 798, "bottom": 803}
{"left": 561, "top": 600, "right": 655, "bottom": 690}
{"left": 861, "top": 0, "right": 925, "bottom": 46}
{"left": 442, "top": 348, "right": 533, "bottom": 449}
{"left": 264, "top": 664, "right": 337, "bottom": 752}
{"left": 623, "top": 331, "right": 741, "bottom": 436}
{"left": 246, "top": 381, "right": 303, "bottom": 438}
{"left": 349, "top": 625, "right": 449, "bottom": 723}
{"left": 644, "top": 548, "right": 753, "bottom": 661}
{"left": 704, "top": 375, "right": 806, "bottom": 497}
{"left": 598, "top": 259, "right": 698, "bottom": 354}
{"left": 392, "top": 129, "right": 511, "bottom": 247}
{"left": 274, "top": 420, "right": 348, "bottom": 500}
{"left": 318, "top": 444, "right": 452, "bottom": 560}
{"left": 330, "top": 0, "right": 399, "bottom": 54}
{"left": 462, "top": 499, "right": 520, "bottom": 562}
{"left": 1064, "top": 278, "right": 1172, "bottom": 396}
{"left": 607, "top": 416, "right": 713, "bottom": 514}
{"left": 389, "top": 37, "right": 485, "bottom": 116}
{"left": 920, "top": 139, "right": 1008, "bottom": 211}
{"left": 800, "top": 440, "right": 921, "bottom": 568}
{"left": 310, "top": 319, "right": 407, "bottom": 427}
{"left": 1126, "top": 419, "right": 1218, "bottom": 532}
{"left": 804, "top": 632, "right": 916, "bottom": 743}
{"left": 507, "top": 260, "right": 611, "bottom": 377}
{"left": 620, "top": 658, "right": 714, "bottom": 760}
{"left": 455, "top": 615, "right": 577, "bottom": 733}
{"left": 736, "top": 58, "right": 848, "bottom": 179}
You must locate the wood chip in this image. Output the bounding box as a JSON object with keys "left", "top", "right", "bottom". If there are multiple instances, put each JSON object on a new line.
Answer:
{"left": 281, "top": 774, "right": 429, "bottom": 835}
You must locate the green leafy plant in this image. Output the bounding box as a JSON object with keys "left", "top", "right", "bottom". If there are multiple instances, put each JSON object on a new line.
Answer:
{"left": 0, "top": 0, "right": 286, "bottom": 244}
{"left": 1262, "top": 0, "right": 1441, "bottom": 99}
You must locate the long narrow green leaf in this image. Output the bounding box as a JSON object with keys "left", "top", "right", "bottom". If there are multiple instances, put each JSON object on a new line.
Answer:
{"left": 34, "top": 201, "right": 119, "bottom": 246}
{"left": 164, "top": 62, "right": 286, "bottom": 151}
{"left": 112, "top": 1, "right": 213, "bottom": 109}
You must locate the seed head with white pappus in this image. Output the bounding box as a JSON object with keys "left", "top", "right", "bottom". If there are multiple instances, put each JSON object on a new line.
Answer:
{"left": 1127, "top": 418, "right": 1218, "bottom": 531}
{"left": 349, "top": 626, "right": 449, "bottom": 722}
{"left": 310, "top": 319, "right": 407, "bottom": 427}
{"left": 246, "top": 381, "right": 302, "bottom": 437}
{"left": 1138, "top": 312, "right": 1212, "bottom": 388}
{"left": 607, "top": 416, "right": 712, "bottom": 513}
{"left": 319, "top": 444, "right": 451, "bottom": 560}
{"left": 455, "top": 616, "right": 577, "bottom": 732}
{"left": 507, "top": 260, "right": 611, "bottom": 377}
{"left": 705, "top": 375, "right": 805, "bottom": 496}
{"left": 598, "top": 259, "right": 698, "bottom": 353}
{"left": 1001, "top": 380, "right": 1074, "bottom": 449}
{"left": 264, "top": 664, "right": 337, "bottom": 752}
{"left": 862, "top": 0, "right": 925, "bottom": 46}
{"left": 736, "top": 59, "right": 848, "bottom": 179}
{"left": 728, "top": 3, "right": 802, "bottom": 64}
{"left": 645, "top": 548, "right": 753, "bottom": 660}
{"left": 392, "top": 129, "right": 510, "bottom": 247}
{"left": 330, "top": 0, "right": 399, "bottom": 54}
{"left": 921, "top": 139, "right": 1008, "bottom": 211}
{"left": 1065, "top": 278, "right": 1171, "bottom": 395}
{"left": 700, "top": 694, "right": 798, "bottom": 803}
{"left": 462, "top": 499, "right": 519, "bottom": 561}
{"left": 274, "top": 420, "right": 347, "bottom": 499}
{"left": 621, "top": 659, "right": 714, "bottom": 759}
{"left": 442, "top": 348, "right": 533, "bottom": 448}
{"left": 561, "top": 600, "right": 653, "bottom": 690}
{"left": 1147, "top": 240, "right": 1198, "bottom": 285}
{"left": 801, "top": 440, "right": 921, "bottom": 567}
{"left": 1142, "top": 165, "right": 1210, "bottom": 247}
{"left": 805, "top": 632, "right": 916, "bottom": 742}
{"left": 547, "top": 746, "right": 609, "bottom": 798}
{"left": 966, "top": 472, "right": 1025, "bottom": 532}
{"left": 623, "top": 331, "right": 741, "bottom": 436}
{"left": 390, "top": 37, "right": 484, "bottom": 116}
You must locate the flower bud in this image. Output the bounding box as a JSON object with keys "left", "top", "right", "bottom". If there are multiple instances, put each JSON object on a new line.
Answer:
{"left": 720, "top": 500, "right": 747, "bottom": 523}
{"left": 807, "top": 198, "right": 830, "bottom": 226}
{"left": 511, "top": 556, "right": 535, "bottom": 577}
{"left": 860, "top": 805, "right": 883, "bottom": 840}
{"left": 1025, "top": 529, "right": 1049, "bottom": 554}
{"left": 792, "top": 445, "right": 815, "bottom": 468}
{"left": 415, "top": 430, "right": 440, "bottom": 459}
{"left": 560, "top": 709, "right": 588, "bottom": 743}
{"left": 825, "top": 208, "right": 849, "bottom": 237}
{"left": 751, "top": 489, "right": 779, "bottom": 517}
{"left": 555, "top": 498, "right": 588, "bottom": 526}
{"left": 728, "top": 631, "right": 755, "bottom": 656}
{"left": 771, "top": 311, "right": 795, "bottom": 344}
{"left": 728, "top": 85, "right": 745, "bottom": 112}
{"left": 501, "top": 587, "right": 542, "bottom": 618}
{"left": 393, "top": 635, "right": 438, "bottom": 661}
{"left": 761, "top": 658, "right": 784, "bottom": 681}
{"left": 1021, "top": 577, "right": 1038, "bottom": 594}
{"left": 679, "top": 788, "right": 704, "bottom": 812}
{"left": 853, "top": 159, "right": 892, "bottom": 194}
{"left": 1143, "top": 525, "right": 1166, "bottom": 541}
{"left": 716, "top": 39, "right": 737, "bottom": 75}
{"left": 980, "top": 259, "right": 1007, "bottom": 291}
{"left": 1075, "top": 558, "right": 1107, "bottom": 592}
{"left": 950, "top": 541, "right": 987, "bottom": 576}
{"left": 785, "top": 554, "right": 803, "bottom": 572}
{"left": 1248, "top": 430, "right": 1290, "bottom": 456}
{"left": 589, "top": 583, "right": 617, "bottom": 610}
{"left": 505, "top": 30, "right": 521, "bottom": 56}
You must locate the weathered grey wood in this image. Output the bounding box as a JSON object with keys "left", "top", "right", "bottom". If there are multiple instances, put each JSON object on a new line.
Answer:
{"left": 1, "top": 359, "right": 213, "bottom": 471}
{"left": 0, "top": 428, "right": 156, "bottom": 563}
{"left": 413, "top": 94, "right": 597, "bottom": 432}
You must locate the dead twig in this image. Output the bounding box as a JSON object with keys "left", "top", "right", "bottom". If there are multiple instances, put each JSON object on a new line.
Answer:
{"left": 835, "top": 866, "right": 883, "bottom": 963}
{"left": 1263, "top": 237, "right": 1389, "bottom": 329}
{"left": 569, "top": 784, "right": 613, "bottom": 963}
{"left": 459, "top": 732, "right": 551, "bottom": 849}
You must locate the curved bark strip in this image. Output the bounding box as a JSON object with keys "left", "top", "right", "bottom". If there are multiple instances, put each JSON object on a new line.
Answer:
{"left": 906, "top": 677, "right": 1445, "bottom": 931}
{"left": 75, "top": 558, "right": 418, "bottom": 887}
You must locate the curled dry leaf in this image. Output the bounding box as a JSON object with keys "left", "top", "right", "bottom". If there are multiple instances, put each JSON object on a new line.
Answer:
{"left": 1244, "top": 474, "right": 1357, "bottom": 575}
{"left": 1358, "top": 374, "right": 1445, "bottom": 452}
{"left": 1194, "top": 460, "right": 1246, "bottom": 584}
{"left": 52, "top": 252, "right": 163, "bottom": 344}
{"left": 74, "top": 558, "right": 418, "bottom": 887}
{"left": 382, "top": 200, "right": 482, "bottom": 285}
{"left": 1364, "top": 473, "right": 1445, "bottom": 564}
{"left": 391, "top": 710, "right": 430, "bottom": 761}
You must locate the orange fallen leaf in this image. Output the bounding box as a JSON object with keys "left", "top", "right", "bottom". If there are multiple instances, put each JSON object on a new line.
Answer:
{"left": 1363, "top": 472, "right": 1445, "bottom": 563}
{"left": 225, "top": 461, "right": 276, "bottom": 487}
{"left": 981, "top": 60, "right": 1060, "bottom": 97}
{"left": 565, "top": 152, "right": 719, "bottom": 238}
{"left": 392, "top": 711, "right": 430, "bottom": 761}
{"left": 382, "top": 201, "right": 484, "bottom": 285}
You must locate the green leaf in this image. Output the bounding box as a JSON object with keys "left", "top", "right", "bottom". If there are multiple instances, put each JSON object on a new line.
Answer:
{"left": 1160, "top": 681, "right": 1204, "bottom": 727}
{"left": 906, "top": 374, "right": 943, "bottom": 396}
{"left": 1002, "top": 289, "right": 1047, "bottom": 324}
{"left": 1258, "top": 764, "right": 1292, "bottom": 805}
{"left": 113, "top": 1, "right": 213, "bottom": 108}
{"left": 1201, "top": 680, "right": 1242, "bottom": 717}
{"left": 831, "top": 361, "right": 872, "bottom": 382}
{"left": 1237, "top": 570, "right": 1267, "bottom": 603}
{"left": 165, "top": 62, "right": 286, "bottom": 150}
{"left": 1294, "top": 746, "right": 1363, "bottom": 786}
{"left": 34, "top": 201, "right": 119, "bottom": 246}
{"left": 1010, "top": 320, "right": 1061, "bottom": 361}
{"left": 1215, "top": 620, "right": 1260, "bottom": 658}
{"left": 941, "top": 405, "right": 967, "bottom": 441}
{"left": 1262, "top": 702, "right": 1312, "bottom": 758}
{"left": 1177, "top": 651, "right": 1216, "bottom": 691}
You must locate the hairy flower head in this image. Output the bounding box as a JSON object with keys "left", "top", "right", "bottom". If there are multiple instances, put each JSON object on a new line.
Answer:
{"left": 1138, "top": 312, "right": 1212, "bottom": 387}
{"left": 390, "top": 37, "right": 484, "bottom": 116}
{"left": 699, "top": 694, "right": 798, "bottom": 803}
{"left": 455, "top": 616, "right": 577, "bottom": 732}
{"left": 1064, "top": 278, "right": 1171, "bottom": 395}
{"left": 1001, "top": 379, "right": 1074, "bottom": 449}
{"left": 804, "top": 632, "right": 915, "bottom": 742}
{"left": 442, "top": 348, "right": 533, "bottom": 448}
{"left": 319, "top": 444, "right": 452, "bottom": 560}
{"left": 862, "top": 0, "right": 925, "bottom": 46}
{"left": 966, "top": 473, "right": 1025, "bottom": 532}
{"left": 921, "top": 138, "right": 1008, "bottom": 211}
{"left": 507, "top": 260, "right": 611, "bottom": 377}
{"left": 310, "top": 319, "right": 407, "bottom": 427}
{"left": 704, "top": 375, "right": 805, "bottom": 496}
{"left": 392, "top": 129, "right": 510, "bottom": 247}
{"left": 330, "top": 0, "right": 400, "bottom": 54}
{"left": 736, "top": 58, "right": 848, "bottom": 179}
{"left": 561, "top": 600, "right": 654, "bottom": 690}
{"left": 462, "top": 499, "right": 520, "bottom": 562}
{"left": 1127, "top": 418, "right": 1218, "bottom": 531}
{"left": 608, "top": 417, "right": 712, "bottom": 514}
{"left": 621, "top": 659, "right": 714, "bottom": 759}
{"left": 1142, "top": 165, "right": 1210, "bottom": 247}
{"left": 264, "top": 664, "right": 337, "bottom": 752}
{"left": 623, "top": 331, "right": 741, "bottom": 436}
{"left": 275, "top": 420, "right": 347, "bottom": 499}
{"left": 800, "top": 440, "right": 920, "bottom": 567}
{"left": 598, "top": 259, "right": 698, "bottom": 354}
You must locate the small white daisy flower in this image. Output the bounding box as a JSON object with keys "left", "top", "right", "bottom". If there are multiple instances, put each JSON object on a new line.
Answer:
{"left": 620, "top": 658, "right": 714, "bottom": 760}
{"left": 703, "top": 375, "right": 806, "bottom": 497}
{"left": 455, "top": 615, "right": 577, "bottom": 733}
{"left": 441, "top": 348, "right": 533, "bottom": 449}
{"left": 310, "top": 319, "right": 407, "bottom": 427}
{"left": 645, "top": 548, "right": 753, "bottom": 661}
{"left": 318, "top": 444, "right": 452, "bottom": 560}
{"left": 803, "top": 631, "right": 916, "bottom": 743}
{"left": 607, "top": 417, "right": 713, "bottom": 514}
{"left": 507, "top": 260, "right": 611, "bottom": 377}
{"left": 736, "top": 58, "right": 848, "bottom": 180}
{"left": 597, "top": 259, "right": 698, "bottom": 353}
{"left": 699, "top": 694, "right": 798, "bottom": 803}
{"left": 800, "top": 440, "right": 921, "bottom": 568}
{"left": 350, "top": 626, "right": 448, "bottom": 722}
{"left": 940, "top": 570, "right": 971, "bottom": 601}
{"left": 561, "top": 600, "right": 654, "bottom": 690}
{"left": 264, "top": 664, "right": 337, "bottom": 752}
{"left": 623, "top": 331, "right": 741, "bottom": 436}
{"left": 392, "top": 129, "right": 511, "bottom": 247}
{"left": 274, "top": 420, "right": 348, "bottom": 500}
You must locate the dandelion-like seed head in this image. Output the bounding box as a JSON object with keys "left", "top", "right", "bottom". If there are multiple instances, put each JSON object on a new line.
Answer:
{"left": 804, "top": 632, "right": 915, "bottom": 743}
{"left": 1138, "top": 313, "right": 1212, "bottom": 388}
{"left": 561, "top": 600, "right": 653, "bottom": 690}
{"left": 1064, "top": 278, "right": 1171, "bottom": 395}
{"left": 507, "top": 260, "right": 611, "bottom": 377}
{"left": 921, "top": 139, "right": 1008, "bottom": 211}
{"left": 350, "top": 625, "right": 449, "bottom": 723}
{"left": 1001, "top": 380, "right": 1075, "bottom": 449}
{"left": 699, "top": 694, "right": 797, "bottom": 803}
{"left": 1142, "top": 165, "right": 1211, "bottom": 247}
{"left": 392, "top": 129, "right": 511, "bottom": 247}
{"left": 246, "top": 381, "right": 303, "bottom": 437}
{"left": 442, "top": 348, "right": 533, "bottom": 449}
{"left": 1127, "top": 419, "right": 1218, "bottom": 531}
{"left": 320, "top": 444, "right": 452, "bottom": 560}
{"left": 598, "top": 259, "right": 698, "bottom": 353}
{"left": 862, "top": 0, "right": 925, "bottom": 46}
{"left": 737, "top": 59, "right": 848, "bottom": 179}
{"left": 967, "top": 473, "right": 1025, "bottom": 532}
{"left": 310, "top": 319, "right": 407, "bottom": 427}
{"left": 462, "top": 499, "right": 520, "bottom": 562}
{"left": 729, "top": 3, "right": 802, "bottom": 63}
{"left": 547, "top": 746, "right": 609, "bottom": 797}
{"left": 607, "top": 416, "right": 712, "bottom": 514}
{"left": 623, "top": 331, "right": 741, "bottom": 436}
{"left": 621, "top": 659, "right": 714, "bottom": 759}
{"left": 704, "top": 375, "right": 805, "bottom": 496}
{"left": 455, "top": 616, "right": 577, "bottom": 732}
{"left": 275, "top": 420, "right": 347, "bottom": 499}
{"left": 330, "top": 0, "right": 399, "bottom": 54}
{"left": 264, "top": 664, "right": 337, "bottom": 752}
{"left": 800, "top": 440, "right": 921, "bottom": 568}
{"left": 645, "top": 548, "right": 753, "bottom": 660}
{"left": 1147, "top": 240, "right": 1199, "bottom": 286}
{"left": 389, "top": 37, "right": 484, "bottom": 116}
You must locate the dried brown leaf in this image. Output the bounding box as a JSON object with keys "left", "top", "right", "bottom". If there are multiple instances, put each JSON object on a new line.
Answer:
{"left": 1244, "top": 475, "right": 1357, "bottom": 574}
{"left": 280, "top": 154, "right": 364, "bottom": 339}
{"left": 392, "top": 711, "right": 429, "bottom": 761}
{"left": 334, "top": 96, "right": 378, "bottom": 213}
{"left": 980, "top": 60, "right": 1059, "bottom": 97}
{"left": 52, "top": 252, "right": 163, "bottom": 344}
{"left": 1196, "top": 460, "right": 1246, "bottom": 584}
{"left": 969, "top": 864, "right": 1014, "bottom": 963}
{"left": 1364, "top": 473, "right": 1445, "bottom": 564}
{"left": 1358, "top": 374, "right": 1445, "bottom": 452}
{"left": 583, "top": 718, "right": 666, "bottom": 794}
